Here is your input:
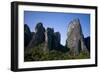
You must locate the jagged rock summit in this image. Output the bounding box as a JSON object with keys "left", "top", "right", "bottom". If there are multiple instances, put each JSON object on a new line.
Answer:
{"left": 24, "top": 24, "right": 32, "bottom": 48}
{"left": 26, "top": 22, "right": 65, "bottom": 52}
{"left": 45, "top": 28, "right": 61, "bottom": 51}
{"left": 66, "top": 18, "right": 88, "bottom": 56}
{"left": 26, "top": 22, "right": 45, "bottom": 49}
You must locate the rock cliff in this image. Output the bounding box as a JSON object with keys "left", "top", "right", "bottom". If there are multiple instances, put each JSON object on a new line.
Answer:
{"left": 66, "top": 18, "right": 88, "bottom": 56}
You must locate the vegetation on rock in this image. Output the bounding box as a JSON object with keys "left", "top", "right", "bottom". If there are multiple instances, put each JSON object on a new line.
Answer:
{"left": 24, "top": 43, "right": 89, "bottom": 61}
{"left": 24, "top": 18, "right": 90, "bottom": 61}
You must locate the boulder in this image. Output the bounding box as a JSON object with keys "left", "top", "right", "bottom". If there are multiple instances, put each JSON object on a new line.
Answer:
{"left": 66, "top": 18, "right": 88, "bottom": 56}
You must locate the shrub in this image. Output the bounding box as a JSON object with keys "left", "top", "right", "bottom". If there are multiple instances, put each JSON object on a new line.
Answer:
{"left": 24, "top": 43, "right": 90, "bottom": 61}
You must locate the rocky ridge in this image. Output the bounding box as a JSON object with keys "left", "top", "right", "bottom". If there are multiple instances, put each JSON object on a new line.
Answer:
{"left": 24, "top": 18, "right": 89, "bottom": 56}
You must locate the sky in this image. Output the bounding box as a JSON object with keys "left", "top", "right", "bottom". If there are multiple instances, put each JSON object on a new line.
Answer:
{"left": 24, "top": 11, "right": 90, "bottom": 46}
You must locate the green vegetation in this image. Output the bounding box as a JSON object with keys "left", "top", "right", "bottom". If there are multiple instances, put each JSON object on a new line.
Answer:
{"left": 24, "top": 43, "right": 90, "bottom": 62}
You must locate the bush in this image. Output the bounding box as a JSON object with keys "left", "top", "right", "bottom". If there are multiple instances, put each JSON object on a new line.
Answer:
{"left": 24, "top": 43, "right": 90, "bottom": 61}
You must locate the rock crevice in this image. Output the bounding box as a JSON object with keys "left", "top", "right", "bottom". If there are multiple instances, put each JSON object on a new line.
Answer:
{"left": 66, "top": 18, "right": 88, "bottom": 56}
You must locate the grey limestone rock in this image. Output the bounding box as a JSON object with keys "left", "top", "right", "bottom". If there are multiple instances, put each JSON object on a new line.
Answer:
{"left": 66, "top": 18, "right": 88, "bottom": 56}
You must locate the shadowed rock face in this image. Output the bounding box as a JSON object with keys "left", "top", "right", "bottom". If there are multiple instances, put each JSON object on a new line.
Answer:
{"left": 44, "top": 27, "right": 69, "bottom": 53}
{"left": 84, "top": 37, "right": 90, "bottom": 52}
{"left": 35, "top": 23, "right": 45, "bottom": 44}
{"left": 24, "top": 24, "right": 32, "bottom": 48}
{"left": 45, "top": 28, "right": 54, "bottom": 50}
{"left": 66, "top": 18, "right": 88, "bottom": 56}
{"left": 26, "top": 23, "right": 62, "bottom": 52}
{"left": 45, "top": 28, "right": 63, "bottom": 51}
{"left": 54, "top": 32, "right": 61, "bottom": 49}
{"left": 26, "top": 23, "right": 45, "bottom": 49}
{"left": 25, "top": 19, "right": 89, "bottom": 55}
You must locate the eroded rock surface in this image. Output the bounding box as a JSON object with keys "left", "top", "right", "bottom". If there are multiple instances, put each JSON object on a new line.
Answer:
{"left": 66, "top": 18, "right": 88, "bottom": 56}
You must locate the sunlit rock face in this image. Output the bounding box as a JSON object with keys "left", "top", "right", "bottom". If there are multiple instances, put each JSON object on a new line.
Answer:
{"left": 66, "top": 18, "right": 88, "bottom": 56}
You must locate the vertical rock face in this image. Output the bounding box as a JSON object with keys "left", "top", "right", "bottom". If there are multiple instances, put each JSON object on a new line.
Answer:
{"left": 45, "top": 28, "right": 61, "bottom": 51}
{"left": 35, "top": 22, "right": 45, "bottom": 44}
{"left": 27, "top": 23, "right": 45, "bottom": 49}
{"left": 24, "top": 24, "right": 32, "bottom": 48}
{"left": 45, "top": 28, "right": 54, "bottom": 50}
{"left": 26, "top": 23, "right": 61, "bottom": 52}
{"left": 66, "top": 18, "right": 88, "bottom": 56}
{"left": 84, "top": 37, "right": 90, "bottom": 52}
{"left": 54, "top": 32, "right": 61, "bottom": 49}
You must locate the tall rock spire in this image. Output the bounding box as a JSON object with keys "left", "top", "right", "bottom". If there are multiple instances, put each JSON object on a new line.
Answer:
{"left": 26, "top": 22, "right": 45, "bottom": 50}
{"left": 66, "top": 18, "right": 88, "bottom": 56}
